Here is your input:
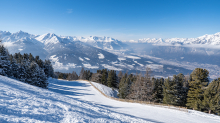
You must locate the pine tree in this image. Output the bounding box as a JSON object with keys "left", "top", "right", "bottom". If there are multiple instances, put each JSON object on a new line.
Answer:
{"left": 28, "top": 61, "right": 39, "bottom": 85}
{"left": 152, "top": 78, "right": 164, "bottom": 103}
{"left": 118, "top": 73, "right": 132, "bottom": 99}
{"left": 101, "top": 69, "right": 108, "bottom": 85}
{"left": 44, "top": 59, "right": 54, "bottom": 77}
{"left": 186, "top": 68, "right": 209, "bottom": 110}
{"left": 10, "top": 58, "right": 19, "bottom": 78}
{"left": 107, "top": 70, "right": 113, "bottom": 87}
{"left": 17, "top": 63, "right": 27, "bottom": 82}
{"left": 0, "top": 45, "right": 11, "bottom": 76}
{"left": 202, "top": 78, "right": 220, "bottom": 114}
{"left": 163, "top": 77, "right": 173, "bottom": 104}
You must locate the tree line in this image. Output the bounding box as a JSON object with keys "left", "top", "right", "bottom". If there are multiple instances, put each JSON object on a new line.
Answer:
{"left": 0, "top": 43, "right": 54, "bottom": 88}
{"left": 56, "top": 67, "right": 220, "bottom": 115}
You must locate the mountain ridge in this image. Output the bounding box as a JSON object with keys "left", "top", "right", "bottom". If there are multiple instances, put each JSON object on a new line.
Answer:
{"left": 1, "top": 30, "right": 220, "bottom": 45}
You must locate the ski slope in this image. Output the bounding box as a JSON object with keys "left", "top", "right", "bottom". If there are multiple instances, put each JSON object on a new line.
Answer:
{"left": 49, "top": 79, "right": 220, "bottom": 123}
{"left": 0, "top": 76, "right": 149, "bottom": 122}
{"left": 0, "top": 76, "right": 220, "bottom": 123}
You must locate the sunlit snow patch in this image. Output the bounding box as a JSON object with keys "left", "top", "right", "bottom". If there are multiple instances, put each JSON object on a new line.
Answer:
{"left": 101, "top": 64, "right": 122, "bottom": 71}
{"left": 98, "top": 53, "right": 105, "bottom": 59}
{"left": 118, "top": 57, "right": 126, "bottom": 61}
{"left": 84, "top": 57, "right": 90, "bottom": 60}
{"left": 83, "top": 63, "right": 99, "bottom": 69}
{"left": 79, "top": 57, "right": 84, "bottom": 61}
{"left": 125, "top": 55, "right": 141, "bottom": 59}
{"left": 146, "top": 61, "right": 153, "bottom": 64}
{"left": 134, "top": 61, "right": 144, "bottom": 67}
{"left": 146, "top": 64, "right": 163, "bottom": 72}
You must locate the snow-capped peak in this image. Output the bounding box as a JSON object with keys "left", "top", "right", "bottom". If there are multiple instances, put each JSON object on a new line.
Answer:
{"left": 131, "top": 32, "right": 220, "bottom": 45}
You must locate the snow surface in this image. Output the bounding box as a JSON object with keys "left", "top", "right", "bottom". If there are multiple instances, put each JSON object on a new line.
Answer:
{"left": 1, "top": 76, "right": 220, "bottom": 122}
{"left": 48, "top": 78, "right": 220, "bottom": 123}
{"left": 0, "top": 76, "right": 149, "bottom": 123}
{"left": 91, "top": 82, "right": 118, "bottom": 98}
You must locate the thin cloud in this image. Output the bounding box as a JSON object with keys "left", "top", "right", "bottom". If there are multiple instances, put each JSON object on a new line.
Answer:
{"left": 67, "top": 9, "right": 73, "bottom": 14}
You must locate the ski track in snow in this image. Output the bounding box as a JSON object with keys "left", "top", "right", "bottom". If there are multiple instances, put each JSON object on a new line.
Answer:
{"left": 0, "top": 76, "right": 150, "bottom": 123}
{"left": 1, "top": 76, "right": 220, "bottom": 123}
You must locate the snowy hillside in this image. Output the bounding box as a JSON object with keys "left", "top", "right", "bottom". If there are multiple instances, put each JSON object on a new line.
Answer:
{"left": 91, "top": 81, "right": 118, "bottom": 98}
{"left": 48, "top": 78, "right": 220, "bottom": 123}
{"left": 0, "top": 75, "right": 150, "bottom": 122}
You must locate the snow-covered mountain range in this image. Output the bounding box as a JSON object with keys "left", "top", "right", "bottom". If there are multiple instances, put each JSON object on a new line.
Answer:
{"left": 129, "top": 32, "right": 220, "bottom": 45}
{"left": 1, "top": 30, "right": 220, "bottom": 79}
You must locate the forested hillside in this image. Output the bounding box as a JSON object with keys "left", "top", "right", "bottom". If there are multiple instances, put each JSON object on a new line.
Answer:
{"left": 0, "top": 40, "right": 54, "bottom": 88}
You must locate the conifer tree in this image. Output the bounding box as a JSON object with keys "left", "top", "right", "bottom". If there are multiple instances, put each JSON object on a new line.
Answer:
{"left": 202, "top": 78, "right": 220, "bottom": 114}
{"left": 107, "top": 70, "right": 113, "bottom": 87}
{"left": 186, "top": 68, "right": 209, "bottom": 110}
{"left": 163, "top": 77, "right": 173, "bottom": 104}
{"left": 152, "top": 78, "right": 164, "bottom": 103}
{"left": 118, "top": 73, "right": 134, "bottom": 99}
{"left": 101, "top": 69, "right": 108, "bottom": 85}
{"left": 0, "top": 45, "right": 11, "bottom": 76}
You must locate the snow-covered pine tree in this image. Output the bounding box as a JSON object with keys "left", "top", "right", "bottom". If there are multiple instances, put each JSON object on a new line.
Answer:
{"left": 28, "top": 61, "right": 39, "bottom": 85}
{"left": 9, "top": 58, "right": 19, "bottom": 78}
{"left": 17, "top": 63, "right": 27, "bottom": 82}
{"left": 0, "top": 45, "right": 11, "bottom": 76}
{"left": 37, "top": 68, "right": 48, "bottom": 88}
{"left": 44, "top": 59, "right": 54, "bottom": 77}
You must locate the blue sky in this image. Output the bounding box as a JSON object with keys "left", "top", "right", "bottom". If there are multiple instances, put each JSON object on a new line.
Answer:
{"left": 0, "top": 0, "right": 220, "bottom": 40}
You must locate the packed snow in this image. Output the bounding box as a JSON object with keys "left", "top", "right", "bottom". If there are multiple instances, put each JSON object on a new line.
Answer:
{"left": 0, "top": 76, "right": 149, "bottom": 123}
{"left": 1, "top": 76, "right": 220, "bottom": 122}
{"left": 48, "top": 78, "right": 220, "bottom": 123}
{"left": 91, "top": 82, "right": 118, "bottom": 98}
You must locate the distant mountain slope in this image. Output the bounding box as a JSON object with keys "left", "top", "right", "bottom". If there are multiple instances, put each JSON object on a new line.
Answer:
{"left": 1, "top": 30, "right": 219, "bottom": 78}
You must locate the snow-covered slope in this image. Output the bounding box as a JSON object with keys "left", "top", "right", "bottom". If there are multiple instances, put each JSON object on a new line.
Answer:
{"left": 91, "top": 81, "right": 118, "bottom": 98}
{"left": 48, "top": 78, "right": 220, "bottom": 123}
{"left": 0, "top": 75, "right": 151, "bottom": 122}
